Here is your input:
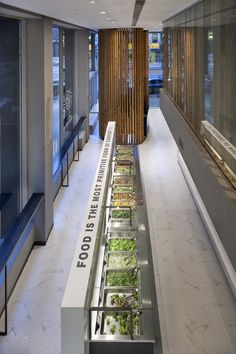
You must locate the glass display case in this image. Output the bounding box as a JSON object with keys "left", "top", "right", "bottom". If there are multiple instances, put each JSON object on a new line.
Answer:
{"left": 90, "top": 144, "right": 160, "bottom": 353}
{"left": 61, "top": 123, "right": 162, "bottom": 354}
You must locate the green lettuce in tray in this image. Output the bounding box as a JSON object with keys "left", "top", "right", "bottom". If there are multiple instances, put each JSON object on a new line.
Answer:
{"left": 106, "top": 270, "right": 137, "bottom": 287}
{"left": 111, "top": 209, "right": 131, "bottom": 219}
{"left": 109, "top": 238, "right": 136, "bottom": 252}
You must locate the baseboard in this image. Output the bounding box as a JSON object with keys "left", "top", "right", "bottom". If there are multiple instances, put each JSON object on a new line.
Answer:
{"left": 177, "top": 151, "right": 236, "bottom": 298}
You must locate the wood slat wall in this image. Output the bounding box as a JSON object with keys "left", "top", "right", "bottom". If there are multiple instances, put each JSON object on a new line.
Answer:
{"left": 99, "top": 28, "right": 148, "bottom": 144}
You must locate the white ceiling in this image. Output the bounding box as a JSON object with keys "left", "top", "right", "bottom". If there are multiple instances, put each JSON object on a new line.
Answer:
{"left": 0, "top": 0, "right": 196, "bottom": 30}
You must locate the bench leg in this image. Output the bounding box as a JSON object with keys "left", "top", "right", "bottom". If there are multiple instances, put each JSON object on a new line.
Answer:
{"left": 0, "top": 266, "right": 8, "bottom": 335}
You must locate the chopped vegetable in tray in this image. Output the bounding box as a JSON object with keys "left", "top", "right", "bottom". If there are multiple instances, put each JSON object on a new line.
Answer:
{"left": 113, "top": 192, "right": 135, "bottom": 200}
{"left": 114, "top": 165, "right": 134, "bottom": 174}
{"left": 106, "top": 270, "right": 137, "bottom": 287}
{"left": 111, "top": 209, "right": 131, "bottom": 219}
{"left": 116, "top": 155, "right": 134, "bottom": 161}
{"left": 108, "top": 253, "right": 137, "bottom": 268}
{"left": 103, "top": 311, "right": 140, "bottom": 336}
{"left": 116, "top": 160, "right": 134, "bottom": 166}
{"left": 109, "top": 238, "right": 136, "bottom": 251}
{"left": 113, "top": 200, "right": 136, "bottom": 208}
{"left": 110, "top": 292, "right": 138, "bottom": 307}
{"left": 113, "top": 177, "right": 134, "bottom": 185}
{"left": 113, "top": 185, "right": 135, "bottom": 193}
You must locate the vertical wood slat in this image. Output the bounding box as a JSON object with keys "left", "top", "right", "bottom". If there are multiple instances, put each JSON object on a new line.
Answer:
{"left": 99, "top": 28, "right": 147, "bottom": 143}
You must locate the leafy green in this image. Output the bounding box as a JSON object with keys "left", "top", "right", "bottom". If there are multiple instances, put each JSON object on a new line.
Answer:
{"left": 111, "top": 209, "right": 130, "bottom": 219}
{"left": 106, "top": 270, "right": 137, "bottom": 287}
{"left": 109, "top": 239, "right": 136, "bottom": 252}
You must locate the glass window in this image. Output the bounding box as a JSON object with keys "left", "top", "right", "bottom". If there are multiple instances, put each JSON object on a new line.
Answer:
{"left": 89, "top": 33, "right": 98, "bottom": 72}
{"left": 205, "top": 0, "right": 236, "bottom": 147}
{"left": 148, "top": 32, "right": 163, "bottom": 107}
{"left": 89, "top": 32, "right": 99, "bottom": 112}
{"left": 0, "top": 17, "right": 21, "bottom": 237}
{"left": 52, "top": 26, "right": 75, "bottom": 175}
{"left": 52, "top": 26, "right": 60, "bottom": 175}
{"left": 62, "top": 29, "right": 74, "bottom": 143}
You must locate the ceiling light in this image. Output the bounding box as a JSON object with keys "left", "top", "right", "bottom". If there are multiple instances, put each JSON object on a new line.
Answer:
{"left": 106, "top": 17, "right": 112, "bottom": 21}
{"left": 88, "top": 0, "right": 96, "bottom": 3}
{"left": 100, "top": 11, "right": 106, "bottom": 14}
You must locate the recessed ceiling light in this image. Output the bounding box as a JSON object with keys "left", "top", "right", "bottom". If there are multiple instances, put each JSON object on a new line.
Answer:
{"left": 100, "top": 11, "right": 106, "bottom": 14}
{"left": 106, "top": 17, "right": 112, "bottom": 21}
{"left": 88, "top": 0, "right": 95, "bottom": 3}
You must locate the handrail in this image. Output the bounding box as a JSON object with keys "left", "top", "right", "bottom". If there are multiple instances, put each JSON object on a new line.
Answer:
{"left": 0, "top": 193, "right": 44, "bottom": 274}
{"left": 60, "top": 116, "right": 86, "bottom": 187}
{"left": 0, "top": 192, "right": 44, "bottom": 335}
{"left": 60, "top": 116, "right": 86, "bottom": 161}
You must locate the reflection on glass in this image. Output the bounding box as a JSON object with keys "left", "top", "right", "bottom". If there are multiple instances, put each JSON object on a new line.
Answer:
{"left": 89, "top": 33, "right": 99, "bottom": 112}
{"left": 62, "top": 29, "right": 74, "bottom": 143}
{"left": 52, "top": 26, "right": 60, "bottom": 175}
{"left": 205, "top": 0, "right": 236, "bottom": 148}
{"left": 0, "top": 17, "right": 21, "bottom": 236}
{"left": 163, "top": 0, "right": 236, "bottom": 186}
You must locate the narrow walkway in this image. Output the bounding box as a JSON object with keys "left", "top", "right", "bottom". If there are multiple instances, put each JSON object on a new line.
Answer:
{"left": 0, "top": 110, "right": 235, "bottom": 354}
{"left": 139, "top": 108, "right": 236, "bottom": 354}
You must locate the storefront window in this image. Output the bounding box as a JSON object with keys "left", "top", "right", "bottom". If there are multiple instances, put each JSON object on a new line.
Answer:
{"left": 148, "top": 32, "right": 163, "bottom": 106}
{"left": 52, "top": 26, "right": 75, "bottom": 175}
{"left": 89, "top": 32, "right": 98, "bottom": 112}
{"left": 0, "top": 17, "right": 21, "bottom": 236}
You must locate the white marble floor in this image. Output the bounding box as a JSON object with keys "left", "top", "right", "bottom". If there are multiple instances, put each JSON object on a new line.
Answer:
{"left": 0, "top": 109, "right": 235, "bottom": 354}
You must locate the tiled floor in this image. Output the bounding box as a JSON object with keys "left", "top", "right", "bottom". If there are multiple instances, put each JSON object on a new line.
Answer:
{"left": 0, "top": 109, "right": 235, "bottom": 354}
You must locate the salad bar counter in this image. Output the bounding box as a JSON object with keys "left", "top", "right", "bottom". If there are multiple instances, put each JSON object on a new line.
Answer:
{"left": 61, "top": 122, "right": 162, "bottom": 354}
